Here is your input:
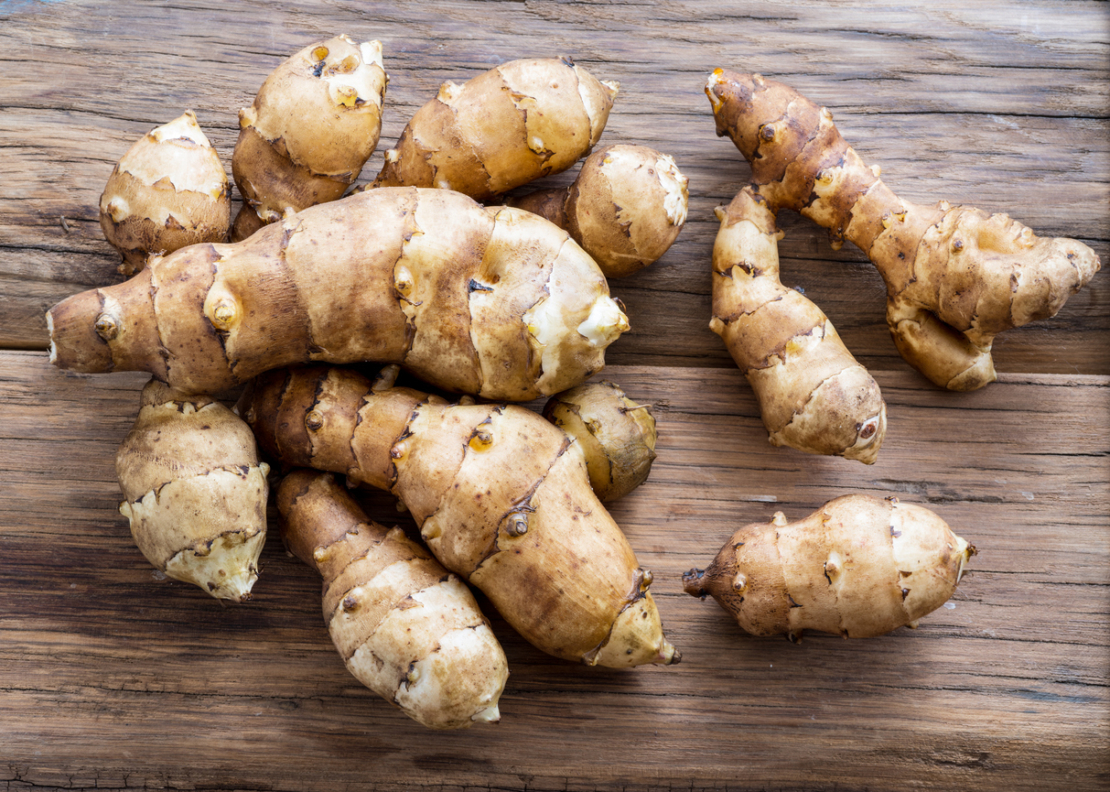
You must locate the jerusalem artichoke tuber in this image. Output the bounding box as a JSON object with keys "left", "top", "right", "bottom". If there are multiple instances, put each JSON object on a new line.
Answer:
{"left": 683, "top": 494, "right": 975, "bottom": 640}
{"left": 239, "top": 365, "right": 678, "bottom": 668}
{"left": 116, "top": 378, "right": 269, "bottom": 601}
{"left": 277, "top": 469, "right": 508, "bottom": 729}
{"left": 711, "top": 186, "right": 886, "bottom": 463}
{"left": 706, "top": 69, "right": 1101, "bottom": 391}
{"left": 48, "top": 187, "right": 628, "bottom": 401}
{"left": 99, "top": 111, "right": 230, "bottom": 275}
{"left": 232, "top": 35, "right": 387, "bottom": 240}
{"left": 542, "top": 380, "right": 658, "bottom": 501}
{"left": 372, "top": 57, "right": 618, "bottom": 200}
{"left": 509, "top": 144, "right": 689, "bottom": 279}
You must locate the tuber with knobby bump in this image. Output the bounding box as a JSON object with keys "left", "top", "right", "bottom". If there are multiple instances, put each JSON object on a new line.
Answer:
{"left": 542, "top": 380, "right": 658, "bottom": 501}
{"left": 47, "top": 187, "right": 627, "bottom": 401}
{"left": 706, "top": 69, "right": 1101, "bottom": 391}
{"left": 683, "top": 494, "right": 975, "bottom": 640}
{"left": 99, "top": 111, "right": 230, "bottom": 275}
{"left": 231, "top": 35, "right": 387, "bottom": 240}
{"left": 277, "top": 469, "right": 507, "bottom": 730}
{"left": 371, "top": 57, "right": 618, "bottom": 201}
{"left": 509, "top": 144, "right": 689, "bottom": 279}
{"left": 239, "top": 364, "right": 679, "bottom": 668}
{"left": 116, "top": 378, "right": 269, "bottom": 601}
{"left": 711, "top": 186, "right": 886, "bottom": 463}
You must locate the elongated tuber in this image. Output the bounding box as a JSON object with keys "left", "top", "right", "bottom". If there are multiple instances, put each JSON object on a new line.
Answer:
{"left": 372, "top": 57, "right": 618, "bottom": 200}
{"left": 509, "top": 144, "right": 689, "bottom": 279}
{"left": 542, "top": 380, "right": 657, "bottom": 501}
{"left": 277, "top": 469, "right": 507, "bottom": 729}
{"left": 711, "top": 186, "right": 886, "bottom": 463}
{"left": 683, "top": 494, "right": 975, "bottom": 640}
{"left": 706, "top": 69, "right": 1101, "bottom": 391}
{"left": 100, "top": 111, "right": 230, "bottom": 275}
{"left": 232, "top": 35, "right": 387, "bottom": 240}
{"left": 116, "top": 378, "right": 269, "bottom": 601}
{"left": 239, "top": 365, "right": 678, "bottom": 668}
{"left": 48, "top": 187, "right": 627, "bottom": 401}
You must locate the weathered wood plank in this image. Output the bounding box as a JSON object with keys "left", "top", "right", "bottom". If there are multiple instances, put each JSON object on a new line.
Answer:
{"left": 1, "top": 351, "right": 1106, "bottom": 790}
{"left": 1, "top": 0, "right": 1106, "bottom": 374}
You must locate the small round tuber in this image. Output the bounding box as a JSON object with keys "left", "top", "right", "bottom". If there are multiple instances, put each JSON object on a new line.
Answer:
{"left": 542, "top": 380, "right": 658, "bottom": 502}
{"left": 99, "top": 110, "right": 231, "bottom": 275}
{"left": 116, "top": 378, "right": 269, "bottom": 601}
{"left": 511, "top": 144, "right": 690, "bottom": 278}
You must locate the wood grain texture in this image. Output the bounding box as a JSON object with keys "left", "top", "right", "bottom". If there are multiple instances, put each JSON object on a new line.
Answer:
{"left": 0, "top": 0, "right": 1106, "bottom": 374}
{"left": 1, "top": 352, "right": 1107, "bottom": 791}
{"left": 1, "top": 1, "right": 1107, "bottom": 789}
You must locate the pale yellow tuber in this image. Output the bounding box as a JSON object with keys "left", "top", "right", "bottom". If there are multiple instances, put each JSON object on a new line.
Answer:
{"left": 372, "top": 57, "right": 618, "bottom": 200}
{"left": 706, "top": 69, "right": 1101, "bottom": 391}
{"left": 683, "top": 494, "right": 975, "bottom": 640}
{"left": 99, "top": 111, "right": 230, "bottom": 275}
{"left": 232, "top": 35, "right": 387, "bottom": 240}
{"left": 239, "top": 365, "right": 679, "bottom": 668}
{"left": 542, "top": 380, "right": 658, "bottom": 501}
{"left": 711, "top": 186, "right": 886, "bottom": 463}
{"left": 116, "top": 378, "right": 269, "bottom": 601}
{"left": 277, "top": 469, "right": 507, "bottom": 729}
{"left": 510, "top": 144, "right": 689, "bottom": 279}
{"left": 48, "top": 188, "right": 627, "bottom": 401}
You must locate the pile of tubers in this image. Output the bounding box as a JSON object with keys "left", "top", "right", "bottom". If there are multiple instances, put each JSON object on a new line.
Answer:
{"left": 46, "top": 36, "right": 1101, "bottom": 729}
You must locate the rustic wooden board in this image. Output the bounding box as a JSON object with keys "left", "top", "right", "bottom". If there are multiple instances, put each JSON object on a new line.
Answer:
{"left": 1, "top": 1, "right": 1108, "bottom": 789}
{"left": 1, "top": 352, "right": 1107, "bottom": 791}
{"left": 1, "top": 0, "right": 1106, "bottom": 374}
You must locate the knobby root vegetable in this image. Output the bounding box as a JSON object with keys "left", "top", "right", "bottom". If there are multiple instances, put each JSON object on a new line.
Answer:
{"left": 683, "top": 494, "right": 975, "bottom": 640}
{"left": 372, "top": 57, "right": 618, "bottom": 201}
{"left": 711, "top": 186, "right": 886, "bottom": 463}
{"left": 232, "top": 35, "right": 387, "bottom": 241}
{"left": 277, "top": 469, "right": 508, "bottom": 729}
{"left": 706, "top": 69, "right": 1101, "bottom": 391}
{"left": 116, "top": 378, "right": 269, "bottom": 601}
{"left": 48, "top": 187, "right": 628, "bottom": 400}
{"left": 99, "top": 111, "right": 230, "bottom": 275}
{"left": 510, "top": 144, "right": 689, "bottom": 279}
{"left": 542, "top": 380, "right": 657, "bottom": 501}
{"left": 239, "top": 364, "right": 679, "bottom": 668}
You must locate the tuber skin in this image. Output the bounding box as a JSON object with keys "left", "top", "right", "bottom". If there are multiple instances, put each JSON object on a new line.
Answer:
{"left": 683, "top": 494, "right": 975, "bottom": 640}
{"left": 239, "top": 365, "right": 679, "bottom": 669}
{"left": 277, "top": 469, "right": 508, "bottom": 730}
{"left": 372, "top": 57, "right": 618, "bottom": 201}
{"left": 711, "top": 186, "right": 886, "bottom": 463}
{"left": 510, "top": 144, "right": 689, "bottom": 279}
{"left": 542, "top": 380, "right": 658, "bottom": 502}
{"left": 232, "top": 35, "right": 387, "bottom": 240}
{"left": 706, "top": 69, "right": 1101, "bottom": 391}
{"left": 99, "top": 111, "right": 231, "bottom": 275}
{"left": 47, "top": 187, "right": 628, "bottom": 401}
{"left": 116, "top": 378, "right": 269, "bottom": 601}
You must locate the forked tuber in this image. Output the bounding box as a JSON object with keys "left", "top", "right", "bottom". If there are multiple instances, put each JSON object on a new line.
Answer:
{"left": 683, "top": 494, "right": 975, "bottom": 640}
{"left": 509, "top": 144, "right": 690, "bottom": 279}
{"left": 711, "top": 186, "right": 886, "bottom": 463}
{"left": 372, "top": 57, "right": 618, "bottom": 201}
{"left": 706, "top": 69, "right": 1101, "bottom": 391}
{"left": 99, "top": 111, "right": 231, "bottom": 275}
{"left": 277, "top": 469, "right": 508, "bottom": 729}
{"left": 48, "top": 187, "right": 628, "bottom": 401}
{"left": 232, "top": 35, "right": 387, "bottom": 240}
{"left": 116, "top": 378, "right": 269, "bottom": 601}
{"left": 239, "top": 365, "right": 678, "bottom": 668}
{"left": 542, "top": 380, "right": 658, "bottom": 501}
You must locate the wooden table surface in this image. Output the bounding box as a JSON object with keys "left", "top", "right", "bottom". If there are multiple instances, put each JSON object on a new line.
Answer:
{"left": 1, "top": 1, "right": 1107, "bottom": 790}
